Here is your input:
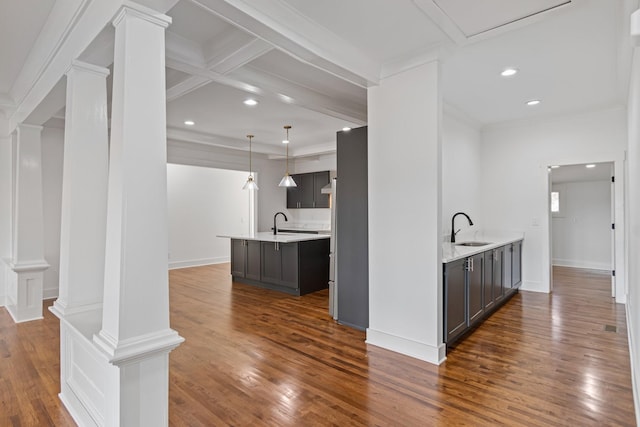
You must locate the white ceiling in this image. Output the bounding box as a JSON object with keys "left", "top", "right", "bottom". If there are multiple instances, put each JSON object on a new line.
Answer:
{"left": 551, "top": 162, "right": 613, "bottom": 183}
{"left": 0, "top": 0, "right": 637, "bottom": 157}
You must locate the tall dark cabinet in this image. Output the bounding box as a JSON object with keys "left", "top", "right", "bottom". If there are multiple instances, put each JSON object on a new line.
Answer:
{"left": 336, "top": 126, "right": 369, "bottom": 330}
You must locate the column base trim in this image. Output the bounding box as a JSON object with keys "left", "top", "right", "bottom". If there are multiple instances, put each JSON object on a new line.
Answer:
{"left": 50, "top": 300, "right": 103, "bottom": 319}
{"left": 365, "top": 328, "right": 446, "bottom": 365}
{"left": 93, "top": 328, "right": 184, "bottom": 365}
{"left": 6, "top": 304, "right": 44, "bottom": 323}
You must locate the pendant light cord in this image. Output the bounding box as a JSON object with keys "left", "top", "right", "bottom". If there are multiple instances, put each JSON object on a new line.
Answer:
{"left": 247, "top": 134, "right": 254, "bottom": 176}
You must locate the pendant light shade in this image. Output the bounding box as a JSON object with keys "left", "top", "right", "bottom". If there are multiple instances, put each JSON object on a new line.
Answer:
{"left": 243, "top": 134, "right": 258, "bottom": 190}
{"left": 279, "top": 125, "right": 297, "bottom": 187}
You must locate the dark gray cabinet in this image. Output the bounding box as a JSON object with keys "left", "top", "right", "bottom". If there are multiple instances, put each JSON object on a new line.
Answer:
{"left": 230, "top": 238, "right": 329, "bottom": 295}
{"left": 286, "top": 171, "right": 329, "bottom": 208}
{"left": 444, "top": 253, "right": 484, "bottom": 343}
{"left": 503, "top": 243, "right": 514, "bottom": 296}
{"left": 261, "top": 242, "right": 299, "bottom": 289}
{"left": 483, "top": 251, "right": 495, "bottom": 311}
{"left": 444, "top": 240, "right": 523, "bottom": 346}
{"left": 468, "top": 253, "right": 484, "bottom": 324}
{"left": 444, "top": 258, "right": 467, "bottom": 342}
{"left": 492, "top": 246, "right": 504, "bottom": 303}
{"left": 231, "top": 239, "right": 261, "bottom": 281}
{"left": 512, "top": 240, "right": 522, "bottom": 287}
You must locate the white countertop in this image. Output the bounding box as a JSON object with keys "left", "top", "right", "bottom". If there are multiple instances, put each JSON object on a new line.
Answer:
{"left": 442, "top": 231, "right": 524, "bottom": 263}
{"left": 217, "top": 232, "right": 330, "bottom": 243}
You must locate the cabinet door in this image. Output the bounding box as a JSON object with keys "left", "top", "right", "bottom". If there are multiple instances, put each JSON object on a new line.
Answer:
{"left": 444, "top": 258, "right": 467, "bottom": 342}
{"left": 279, "top": 242, "right": 299, "bottom": 289}
{"left": 468, "top": 254, "right": 484, "bottom": 325}
{"left": 286, "top": 174, "right": 303, "bottom": 209}
{"left": 483, "top": 251, "right": 494, "bottom": 310}
{"left": 231, "top": 239, "right": 246, "bottom": 277}
{"left": 246, "top": 240, "right": 261, "bottom": 281}
{"left": 261, "top": 242, "right": 282, "bottom": 285}
{"left": 512, "top": 241, "right": 522, "bottom": 287}
{"left": 313, "top": 171, "right": 330, "bottom": 208}
{"left": 503, "top": 244, "right": 513, "bottom": 295}
{"left": 493, "top": 247, "right": 504, "bottom": 302}
{"left": 298, "top": 173, "right": 315, "bottom": 208}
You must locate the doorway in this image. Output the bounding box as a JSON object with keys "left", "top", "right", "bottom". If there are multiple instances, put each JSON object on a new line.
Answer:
{"left": 548, "top": 162, "right": 615, "bottom": 297}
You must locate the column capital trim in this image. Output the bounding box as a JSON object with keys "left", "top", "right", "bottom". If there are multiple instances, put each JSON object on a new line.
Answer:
{"left": 16, "top": 123, "right": 44, "bottom": 133}
{"left": 632, "top": 9, "right": 640, "bottom": 41}
{"left": 113, "top": 2, "right": 172, "bottom": 29}
{"left": 7, "top": 259, "right": 50, "bottom": 273}
{"left": 67, "top": 60, "right": 110, "bottom": 78}
{"left": 93, "top": 328, "right": 184, "bottom": 366}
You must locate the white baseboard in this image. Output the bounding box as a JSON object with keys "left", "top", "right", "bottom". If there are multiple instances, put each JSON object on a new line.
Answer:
{"left": 552, "top": 259, "right": 611, "bottom": 271}
{"left": 520, "top": 280, "right": 548, "bottom": 293}
{"left": 0, "top": 295, "right": 5, "bottom": 307}
{"left": 365, "top": 328, "right": 446, "bottom": 365}
{"left": 43, "top": 288, "right": 58, "bottom": 300}
{"left": 169, "top": 257, "right": 228, "bottom": 270}
{"left": 625, "top": 306, "right": 640, "bottom": 427}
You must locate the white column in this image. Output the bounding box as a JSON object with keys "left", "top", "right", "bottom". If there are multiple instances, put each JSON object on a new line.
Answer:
{"left": 0, "top": 134, "right": 12, "bottom": 306}
{"left": 51, "top": 61, "right": 110, "bottom": 318}
{"left": 6, "top": 124, "right": 49, "bottom": 322}
{"left": 366, "top": 61, "right": 444, "bottom": 364}
{"left": 92, "top": 5, "right": 182, "bottom": 426}
{"left": 627, "top": 12, "right": 640, "bottom": 424}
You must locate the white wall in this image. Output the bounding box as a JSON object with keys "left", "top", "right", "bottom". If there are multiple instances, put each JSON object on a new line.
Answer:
{"left": 167, "top": 139, "right": 287, "bottom": 232}
{"left": 41, "top": 126, "right": 64, "bottom": 299}
{"left": 442, "top": 113, "right": 482, "bottom": 240}
{"left": 481, "top": 107, "right": 627, "bottom": 295}
{"left": 367, "top": 61, "right": 444, "bottom": 364}
{"left": 551, "top": 180, "right": 612, "bottom": 270}
{"left": 167, "top": 164, "right": 250, "bottom": 269}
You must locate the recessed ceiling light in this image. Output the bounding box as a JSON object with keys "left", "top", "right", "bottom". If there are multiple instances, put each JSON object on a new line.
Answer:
{"left": 342, "top": 127, "right": 352, "bottom": 132}
{"left": 586, "top": 164, "right": 596, "bottom": 168}
{"left": 243, "top": 99, "right": 258, "bottom": 106}
{"left": 184, "top": 120, "right": 195, "bottom": 126}
{"left": 526, "top": 99, "right": 541, "bottom": 106}
{"left": 501, "top": 68, "right": 518, "bottom": 77}
{"left": 550, "top": 165, "right": 560, "bottom": 169}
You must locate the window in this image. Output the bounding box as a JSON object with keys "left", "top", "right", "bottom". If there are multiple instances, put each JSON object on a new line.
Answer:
{"left": 551, "top": 191, "right": 560, "bottom": 213}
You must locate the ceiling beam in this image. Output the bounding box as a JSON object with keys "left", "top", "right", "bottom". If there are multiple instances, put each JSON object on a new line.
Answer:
{"left": 412, "top": 0, "right": 467, "bottom": 46}
{"left": 165, "top": 54, "right": 366, "bottom": 124}
{"left": 165, "top": 31, "right": 273, "bottom": 101}
{"left": 187, "top": 0, "right": 380, "bottom": 88}
{"left": 232, "top": 66, "right": 366, "bottom": 124}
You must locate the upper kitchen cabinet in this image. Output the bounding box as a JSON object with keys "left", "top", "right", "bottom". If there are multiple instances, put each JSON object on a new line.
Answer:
{"left": 286, "top": 171, "right": 330, "bottom": 208}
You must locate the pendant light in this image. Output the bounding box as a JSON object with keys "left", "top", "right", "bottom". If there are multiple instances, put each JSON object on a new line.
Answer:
{"left": 242, "top": 134, "right": 259, "bottom": 190}
{"left": 278, "top": 125, "right": 297, "bottom": 187}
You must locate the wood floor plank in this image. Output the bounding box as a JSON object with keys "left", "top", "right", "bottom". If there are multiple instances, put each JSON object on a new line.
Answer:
{"left": 0, "top": 265, "right": 635, "bottom": 425}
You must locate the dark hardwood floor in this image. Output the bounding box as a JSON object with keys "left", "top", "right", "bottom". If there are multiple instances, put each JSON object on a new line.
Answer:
{"left": 0, "top": 265, "right": 635, "bottom": 426}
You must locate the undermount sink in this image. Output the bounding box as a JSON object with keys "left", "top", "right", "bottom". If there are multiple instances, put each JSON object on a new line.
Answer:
{"left": 455, "top": 241, "right": 492, "bottom": 247}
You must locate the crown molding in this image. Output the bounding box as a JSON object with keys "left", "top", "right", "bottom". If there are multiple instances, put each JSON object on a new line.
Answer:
{"left": 166, "top": 126, "right": 283, "bottom": 156}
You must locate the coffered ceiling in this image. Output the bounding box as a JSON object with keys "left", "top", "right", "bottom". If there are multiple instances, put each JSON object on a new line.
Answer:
{"left": 0, "top": 0, "right": 636, "bottom": 157}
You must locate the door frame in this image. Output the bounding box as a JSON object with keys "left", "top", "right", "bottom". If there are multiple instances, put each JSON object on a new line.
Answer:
{"left": 541, "top": 154, "right": 626, "bottom": 303}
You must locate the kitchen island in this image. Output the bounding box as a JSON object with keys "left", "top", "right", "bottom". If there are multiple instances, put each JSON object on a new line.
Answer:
{"left": 217, "top": 232, "right": 330, "bottom": 295}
